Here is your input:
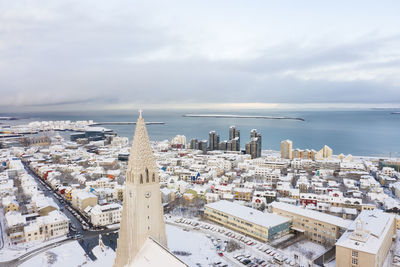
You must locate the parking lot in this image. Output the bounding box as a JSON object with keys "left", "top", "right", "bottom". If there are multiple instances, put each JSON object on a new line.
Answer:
{"left": 170, "top": 216, "right": 297, "bottom": 266}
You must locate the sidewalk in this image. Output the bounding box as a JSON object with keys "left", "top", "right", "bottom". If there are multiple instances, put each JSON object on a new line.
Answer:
{"left": 0, "top": 236, "right": 69, "bottom": 262}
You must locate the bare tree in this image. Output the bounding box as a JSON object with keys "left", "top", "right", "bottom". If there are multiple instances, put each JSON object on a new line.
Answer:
{"left": 226, "top": 240, "right": 241, "bottom": 253}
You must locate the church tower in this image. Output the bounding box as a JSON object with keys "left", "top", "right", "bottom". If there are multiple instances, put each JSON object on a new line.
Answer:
{"left": 114, "top": 111, "right": 167, "bottom": 267}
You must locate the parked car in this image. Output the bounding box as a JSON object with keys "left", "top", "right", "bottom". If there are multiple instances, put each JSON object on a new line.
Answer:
{"left": 74, "top": 233, "right": 83, "bottom": 240}
{"left": 241, "top": 259, "right": 251, "bottom": 265}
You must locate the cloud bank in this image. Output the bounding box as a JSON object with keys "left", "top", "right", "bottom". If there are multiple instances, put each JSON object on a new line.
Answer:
{"left": 0, "top": 0, "right": 400, "bottom": 111}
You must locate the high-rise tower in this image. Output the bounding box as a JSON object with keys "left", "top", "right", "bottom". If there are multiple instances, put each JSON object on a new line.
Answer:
{"left": 247, "top": 129, "right": 261, "bottom": 158}
{"left": 281, "top": 139, "right": 293, "bottom": 159}
{"left": 114, "top": 112, "right": 167, "bottom": 267}
{"left": 209, "top": 131, "right": 219, "bottom": 151}
{"left": 228, "top": 126, "right": 240, "bottom": 151}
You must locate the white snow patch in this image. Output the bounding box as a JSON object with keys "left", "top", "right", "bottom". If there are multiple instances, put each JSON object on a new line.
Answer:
{"left": 19, "top": 224, "right": 230, "bottom": 267}
{"left": 20, "top": 241, "right": 89, "bottom": 267}
{"left": 166, "top": 224, "right": 228, "bottom": 267}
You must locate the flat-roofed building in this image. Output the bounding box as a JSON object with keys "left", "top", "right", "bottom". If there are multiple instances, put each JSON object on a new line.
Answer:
{"left": 87, "top": 203, "right": 122, "bottom": 227}
{"left": 5, "top": 211, "right": 26, "bottom": 244}
{"left": 24, "top": 210, "right": 69, "bottom": 242}
{"left": 71, "top": 190, "right": 98, "bottom": 212}
{"left": 233, "top": 187, "right": 253, "bottom": 201}
{"left": 270, "top": 201, "right": 351, "bottom": 246}
{"left": 335, "top": 210, "right": 396, "bottom": 267}
{"left": 204, "top": 200, "right": 290, "bottom": 242}
{"left": 281, "top": 139, "right": 293, "bottom": 159}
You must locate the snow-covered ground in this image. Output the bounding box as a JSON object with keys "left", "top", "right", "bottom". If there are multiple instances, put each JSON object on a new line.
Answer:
{"left": 0, "top": 236, "right": 69, "bottom": 262}
{"left": 166, "top": 224, "right": 229, "bottom": 266}
{"left": 88, "top": 245, "right": 115, "bottom": 267}
{"left": 17, "top": 223, "right": 230, "bottom": 267}
{"left": 281, "top": 239, "right": 326, "bottom": 266}
{"left": 20, "top": 241, "right": 90, "bottom": 267}
{"left": 16, "top": 216, "right": 329, "bottom": 267}
{"left": 19, "top": 242, "right": 116, "bottom": 267}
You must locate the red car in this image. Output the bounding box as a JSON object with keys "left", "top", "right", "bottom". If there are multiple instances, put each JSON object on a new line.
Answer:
{"left": 218, "top": 252, "right": 224, "bottom": 257}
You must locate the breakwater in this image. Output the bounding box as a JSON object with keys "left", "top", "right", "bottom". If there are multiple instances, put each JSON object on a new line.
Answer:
{"left": 183, "top": 114, "right": 305, "bottom": 121}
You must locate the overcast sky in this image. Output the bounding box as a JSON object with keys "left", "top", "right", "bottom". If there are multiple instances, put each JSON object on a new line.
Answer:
{"left": 1, "top": 0, "right": 400, "bottom": 111}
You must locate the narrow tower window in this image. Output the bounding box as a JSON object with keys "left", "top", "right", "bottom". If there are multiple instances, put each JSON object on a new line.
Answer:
{"left": 140, "top": 174, "right": 143, "bottom": 184}
{"left": 152, "top": 173, "right": 155, "bottom": 182}
{"left": 146, "top": 168, "right": 149, "bottom": 183}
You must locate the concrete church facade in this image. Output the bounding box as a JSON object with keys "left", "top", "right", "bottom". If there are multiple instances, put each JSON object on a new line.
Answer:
{"left": 113, "top": 112, "right": 186, "bottom": 267}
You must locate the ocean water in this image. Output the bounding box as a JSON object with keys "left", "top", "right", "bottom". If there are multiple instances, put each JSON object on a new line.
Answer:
{"left": 1, "top": 109, "right": 399, "bottom": 157}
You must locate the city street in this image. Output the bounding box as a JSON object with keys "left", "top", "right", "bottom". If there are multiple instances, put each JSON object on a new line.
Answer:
{"left": 22, "top": 162, "right": 85, "bottom": 236}
{"left": 0, "top": 162, "right": 120, "bottom": 266}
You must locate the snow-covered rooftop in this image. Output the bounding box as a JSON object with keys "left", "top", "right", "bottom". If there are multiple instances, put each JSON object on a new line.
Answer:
{"left": 90, "top": 203, "right": 121, "bottom": 215}
{"left": 270, "top": 201, "right": 351, "bottom": 229}
{"left": 131, "top": 237, "right": 187, "bottom": 267}
{"left": 335, "top": 209, "right": 396, "bottom": 254}
{"left": 75, "top": 191, "right": 97, "bottom": 200}
{"left": 205, "top": 200, "right": 290, "bottom": 229}
{"left": 33, "top": 196, "right": 58, "bottom": 210}
{"left": 5, "top": 211, "right": 26, "bottom": 227}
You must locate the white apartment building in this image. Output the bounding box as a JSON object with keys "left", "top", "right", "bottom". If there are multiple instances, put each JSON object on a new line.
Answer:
{"left": 382, "top": 167, "right": 395, "bottom": 177}
{"left": 24, "top": 210, "right": 70, "bottom": 242}
{"left": 87, "top": 203, "right": 122, "bottom": 227}
{"left": 205, "top": 192, "right": 220, "bottom": 203}
{"left": 171, "top": 135, "right": 187, "bottom": 148}
{"left": 19, "top": 174, "right": 38, "bottom": 197}
{"left": 0, "top": 179, "right": 16, "bottom": 197}
{"left": 281, "top": 139, "right": 293, "bottom": 159}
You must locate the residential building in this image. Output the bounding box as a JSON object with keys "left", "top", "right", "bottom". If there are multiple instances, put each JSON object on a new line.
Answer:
{"left": 218, "top": 140, "right": 228, "bottom": 151}
{"left": 205, "top": 192, "right": 220, "bottom": 203}
{"left": 281, "top": 140, "right": 293, "bottom": 159}
{"left": 4, "top": 200, "right": 19, "bottom": 213}
{"left": 71, "top": 190, "right": 98, "bottom": 212}
{"left": 32, "top": 196, "right": 58, "bottom": 216}
{"left": 252, "top": 129, "right": 262, "bottom": 158}
{"left": 24, "top": 210, "right": 69, "bottom": 242}
{"left": 228, "top": 126, "right": 240, "bottom": 151}
{"left": 5, "top": 211, "right": 26, "bottom": 244}
{"left": 171, "top": 135, "right": 186, "bottom": 149}
{"left": 87, "top": 203, "right": 122, "bottom": 227}
{"left": 233, "top": 187, "right": 253, "bottom": 201}
{"left": 246, "top": 129, "right": 262, "bottom": 159}
{"left": 209, "top": 131, "right": 220, "bottom": 151}
{"left": 189, "top": 139, "right": 198, "bottom": 150}
{"left": 198, "top": 140, "right": 208, "bottom": 154}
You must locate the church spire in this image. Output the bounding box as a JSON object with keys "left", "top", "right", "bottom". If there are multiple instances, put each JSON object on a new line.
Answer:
{"left": 125, "top": 110, "right": 158, "bottom": 184}
{"left": 114, "top": 112, "right": 167, "bottom": 267}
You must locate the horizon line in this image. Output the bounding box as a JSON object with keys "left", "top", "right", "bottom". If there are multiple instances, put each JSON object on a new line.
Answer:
{"left": 1, "top": 102, "right": 400, "bottom": 113}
